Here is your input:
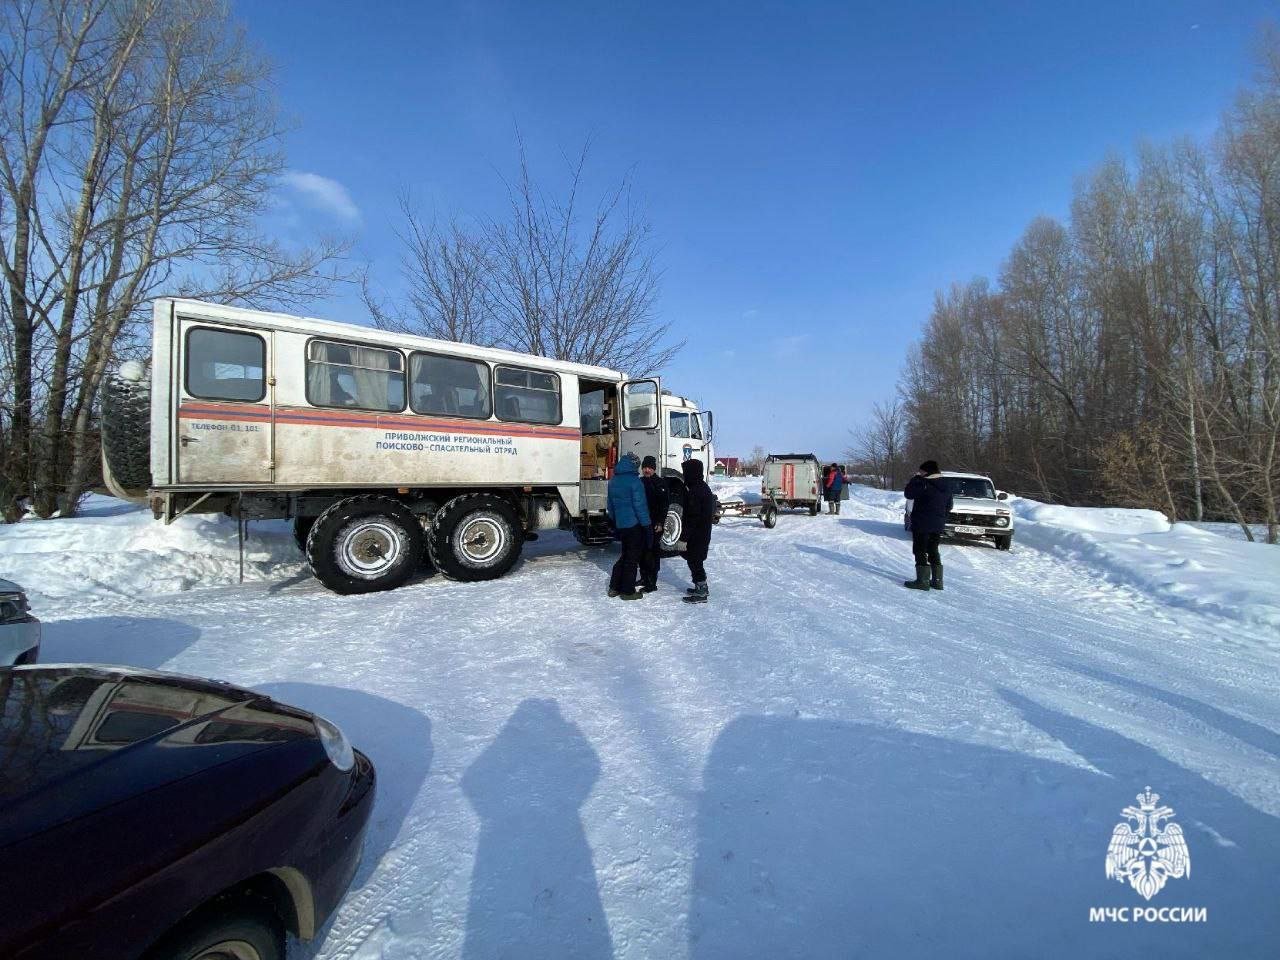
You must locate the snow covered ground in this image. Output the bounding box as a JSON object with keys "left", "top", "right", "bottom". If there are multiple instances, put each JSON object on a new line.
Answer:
{"left": 3, "top": 482, "right": 1280, "bottom": 959}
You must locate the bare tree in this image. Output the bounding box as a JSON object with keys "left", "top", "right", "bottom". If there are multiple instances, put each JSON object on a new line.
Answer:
{"left": 847, "top": 399, "right": 908, "bottom": 489}
{"left": 370, "top": 138, "right": 681, "bottom": 375}
{"left": 741, "top": 444, "right": 767, "bottom": 475}
{"left": 1, "top": 0, "right": 349, "bottom": 518}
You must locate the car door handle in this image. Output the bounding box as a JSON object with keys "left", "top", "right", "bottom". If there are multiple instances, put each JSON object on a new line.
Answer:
{"left": 180, "top": 436, "right": 200, "bottom": 446}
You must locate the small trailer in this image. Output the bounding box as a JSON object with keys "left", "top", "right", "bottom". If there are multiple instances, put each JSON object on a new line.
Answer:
{"left": 762, "top": 453, "right": 823, "bottom": 515}
{"left": 714, "top": 489, "right": 781, "bottom": 528}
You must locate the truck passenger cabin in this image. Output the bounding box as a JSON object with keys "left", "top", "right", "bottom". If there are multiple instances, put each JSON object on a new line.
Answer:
{"left": 102, "top": 299, "right": 713, "bottom": 594}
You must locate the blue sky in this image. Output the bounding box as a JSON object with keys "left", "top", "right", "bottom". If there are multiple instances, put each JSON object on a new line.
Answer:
{"left": 238, "top": 0, "right": 1274, "bottom": 460}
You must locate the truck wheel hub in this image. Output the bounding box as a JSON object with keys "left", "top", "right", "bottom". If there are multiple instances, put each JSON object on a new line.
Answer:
{"left": 337, "top": 520, "right": 404, "bottom": 578}
{"left": 457, "top": 514, "right": 506, "bottom": 565}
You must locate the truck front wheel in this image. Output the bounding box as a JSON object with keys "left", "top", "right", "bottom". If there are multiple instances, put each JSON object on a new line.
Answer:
{"left": 427, "top": 493, "right": 524, "bottom": 582}
{"left": 307, "top": 496, "right": 424, "bottom": 594}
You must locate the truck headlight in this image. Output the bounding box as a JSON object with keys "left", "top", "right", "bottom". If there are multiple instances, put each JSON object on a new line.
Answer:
{"left": 314, "top": 716, "right": 355, "bottom": 771}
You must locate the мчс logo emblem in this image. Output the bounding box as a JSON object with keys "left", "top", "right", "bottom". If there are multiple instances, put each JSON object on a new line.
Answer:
{"left": 1105, "top": 787, "right": 1191, "bottom": 900}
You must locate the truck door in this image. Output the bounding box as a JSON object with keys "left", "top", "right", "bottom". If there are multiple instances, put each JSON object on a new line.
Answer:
{"left": 619, "top": 379, "right": 662, "bottom": 467}
{"left": 667, "top": 406, "right": 712, "bottom": 474}
{"left": 175, "top": 319, "right": 274, "bottom": 484}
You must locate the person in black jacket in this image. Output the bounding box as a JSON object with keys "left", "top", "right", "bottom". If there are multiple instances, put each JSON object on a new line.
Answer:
{"left": 903, "top": 459, "right": 953, "bottom": 590}
{"left": 677, "top": 458, "right": 717, "bottom": 603}
{"left": 638, "top": 455, "right": 670, "bottom": 592}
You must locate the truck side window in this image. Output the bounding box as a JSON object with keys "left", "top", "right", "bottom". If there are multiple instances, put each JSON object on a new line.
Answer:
{"left": 494, "top": 366, "right": 561, "bottom": 425}
{"left": 670, "top": 411, "right": 692, "bottom": 438}
{"left": 307, "top": 340, "right": 405, "bottom": 411}
{"left": 409, "top": 352, "right": 491, "bottom": 419}
{"left": 185, "top": 328, "right": 266, "bottom": 402}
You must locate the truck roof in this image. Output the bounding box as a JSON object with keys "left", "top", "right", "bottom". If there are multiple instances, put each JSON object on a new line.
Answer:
{"left": 767, "top": 453, "right": 820, "bottom": 463}
{"left": 163, "top": 298, "right": 630, "bottom": 382}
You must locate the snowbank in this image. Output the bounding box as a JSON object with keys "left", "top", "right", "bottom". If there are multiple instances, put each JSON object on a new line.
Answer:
{"left": 0, "top": 495, "right": 302, "bottom": 605}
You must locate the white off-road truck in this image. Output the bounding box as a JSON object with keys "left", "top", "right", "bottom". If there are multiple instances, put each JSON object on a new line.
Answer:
{"left": 102, "top": 299, "right": 713, "bottom": 594}
{"left": 903, "top": 471, "right": 1014, "bottom": 550}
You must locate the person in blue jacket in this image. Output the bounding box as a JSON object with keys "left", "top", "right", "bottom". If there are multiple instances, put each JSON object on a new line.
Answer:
{"left": 903, "top": 459, "right": 953, "bottom": 590}
{"left": 606, "top": 453, "right": 651, "bottom": 600}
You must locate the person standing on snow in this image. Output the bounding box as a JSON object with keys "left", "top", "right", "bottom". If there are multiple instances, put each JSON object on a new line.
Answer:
{"left": 677, "top": 458, "right": 717, "bottom": 604}
{"left": 639, "top": 455, "right": 669, "bottom": 593}
{"left": 903, "top": 459, "right": 953, "bottom": 591}
{"left": 824, "top": 462, "right": 844, "bottom": 514}
{"left": 606, "top": 453, "right": 651, "bottom": 600}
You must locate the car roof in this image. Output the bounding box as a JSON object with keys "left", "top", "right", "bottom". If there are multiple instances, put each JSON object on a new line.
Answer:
{"left": 940, "top": 471, "right": 993, "bottom": 481}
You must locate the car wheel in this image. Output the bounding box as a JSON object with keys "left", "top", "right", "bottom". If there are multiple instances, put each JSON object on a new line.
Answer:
{"left": 996, "top": 534, "right": 1013, "bottom": 551}
{"left": 307, "top": 495, "right": 424, "bottom": 594}
{"left": 146, "top": 901, "right": 282, "bottom": 960}
{"left": 427, "top": 493, "right": 524, "bottom": 582}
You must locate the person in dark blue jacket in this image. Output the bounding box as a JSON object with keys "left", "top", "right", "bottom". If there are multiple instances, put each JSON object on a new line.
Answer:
{"left": 903, "top": 460, "right": 953, "bottom": 590}
{"left": 607, "top": 454, "right": 651, "bottom": 600}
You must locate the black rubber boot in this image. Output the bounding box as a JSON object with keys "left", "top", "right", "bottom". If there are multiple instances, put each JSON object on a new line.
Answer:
{"left": 930, "top": 563, "right": 943, "bottom": 590}
{"left": 683, "top": 582, "right": 709, "bottom": 604}
{"left": 904, "top": 565, "right": 932, "bottom": 590}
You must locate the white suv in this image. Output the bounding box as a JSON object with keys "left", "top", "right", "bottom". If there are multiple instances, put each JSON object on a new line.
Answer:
{"left": 904, "top": 471, "right": 1014, "bottom": 550}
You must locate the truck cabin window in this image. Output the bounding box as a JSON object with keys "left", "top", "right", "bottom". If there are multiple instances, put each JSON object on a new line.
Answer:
{"left": 185, "top": 328, "right": 266, "bottom": 402}
{"left": 494, "top": 366, "right": 561, "bottom": 424}
{"left": 938, "top": 477, "right": 997, "bottom": 499}
{"left": 307, "top": 340, "right": 405, "bottom": 411}
{"left": 622, "top": 380, "right": 658, "bottom": 429}
{"left": 410, "top": 352, "right": 491, "bottom": 419}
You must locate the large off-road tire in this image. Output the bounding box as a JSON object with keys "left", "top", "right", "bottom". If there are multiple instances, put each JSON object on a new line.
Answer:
{"left": 101, "top": 370, "right": 152, "bottom": 491}
{"left": 306, "top": 495, "right": 424, "bottom": 595}
{"left": 426, "top": 493, "right": 524, "bottom": 582}
{"left": 144, "top": 898, "right": 283, "bottom": 960}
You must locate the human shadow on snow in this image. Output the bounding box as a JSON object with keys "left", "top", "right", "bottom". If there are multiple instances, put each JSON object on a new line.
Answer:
{"left": 462, "top": 698, "right": 614, "bottom": 960}
{"left": 689, "top": 691, "right": 1280, "bottom": 960}
{"left": 38, "top": 616, "right": 200, "bottom": 670}
{"left": 793, "top": 543, "right": 902, "bottom": 583}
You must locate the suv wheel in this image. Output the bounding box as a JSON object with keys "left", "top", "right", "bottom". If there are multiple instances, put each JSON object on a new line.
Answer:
{"left": 995, "top": 534, "right": 1012, "bottom": 551}
{"left": 427, "top": 493, "right": 524, "bottom": 582}
{"left": 307, "top": 496, "right": 424, "bottom": 594}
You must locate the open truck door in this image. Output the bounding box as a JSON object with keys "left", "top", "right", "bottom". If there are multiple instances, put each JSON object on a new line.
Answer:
{"left": 174, "top": 318, "right": 274, "bottom": 484}
{"left": 619, "top": 378, "right": 662, "bottom": 468}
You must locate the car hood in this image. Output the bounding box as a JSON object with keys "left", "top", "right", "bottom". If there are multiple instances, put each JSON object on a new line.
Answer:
{"left": 951, "top": 496, "right": 1004, "bottom": 513}
{"left": 0, "top": 578, "right": 22, "bottom": 593}
{"left": 0, "top": 666, "right": 319, "bottom": 840}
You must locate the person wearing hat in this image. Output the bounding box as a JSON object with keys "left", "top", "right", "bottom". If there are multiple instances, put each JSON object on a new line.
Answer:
{"left": 676, "top": 457, "right": 717, "bottom": 603}
{"left": 638, "top": 455, "right": 670, "bottom": 592}
{"left": 606, "top": 452, "right": 651, "bottom": 600}
{"left": 903, "top": 459, "right": 952, "bottom": 590}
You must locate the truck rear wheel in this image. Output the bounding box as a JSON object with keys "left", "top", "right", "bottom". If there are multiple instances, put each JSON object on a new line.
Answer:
{"left": 306, "top": 496, "right": 424, "bottom": 594}
{"left": 427, "top": 493, "right": 523, "bottom": 582}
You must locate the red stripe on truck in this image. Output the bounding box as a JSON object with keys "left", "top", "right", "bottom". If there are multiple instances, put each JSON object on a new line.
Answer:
{"left": 178, "top": 401, "right": 581, "bottom": 440}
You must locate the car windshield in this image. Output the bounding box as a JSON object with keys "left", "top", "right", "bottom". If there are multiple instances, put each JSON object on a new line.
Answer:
{"left": 938, "top": 477, "right": 996, "bottom": 499}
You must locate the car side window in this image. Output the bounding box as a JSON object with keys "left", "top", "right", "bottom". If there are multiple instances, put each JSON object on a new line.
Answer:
{"left": 185, "top": 328, "right": 266, "bottom": 402}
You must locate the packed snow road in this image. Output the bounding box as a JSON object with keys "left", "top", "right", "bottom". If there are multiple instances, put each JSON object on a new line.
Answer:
{"left": 6, "top": 481, "right": 1280, "bottom": 959}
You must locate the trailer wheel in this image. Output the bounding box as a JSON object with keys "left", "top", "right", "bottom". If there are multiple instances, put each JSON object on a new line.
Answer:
{"left": 101, "top": 370, "right": 152, "bottom": 491}
{"left": 306, "top": 496, "right": 424, "bottom": 595}
{"left": 427, "top": 493, "right": 524, "bottom": 582}
{"left": 762, "top": 505, "right": 778, "bottom": 528}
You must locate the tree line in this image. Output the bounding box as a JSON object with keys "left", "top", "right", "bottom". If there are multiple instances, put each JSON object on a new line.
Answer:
{"left": 850, "top": 36, "right": 1280, "bottom": 543}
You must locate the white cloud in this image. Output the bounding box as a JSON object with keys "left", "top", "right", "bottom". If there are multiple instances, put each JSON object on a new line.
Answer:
{"left": 279, "top": 170, "right": 361, "bottom": 223}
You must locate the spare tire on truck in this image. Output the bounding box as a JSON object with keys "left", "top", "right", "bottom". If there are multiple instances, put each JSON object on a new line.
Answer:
{"left": 100, "top": 363, "right": 152, "bottom": 495}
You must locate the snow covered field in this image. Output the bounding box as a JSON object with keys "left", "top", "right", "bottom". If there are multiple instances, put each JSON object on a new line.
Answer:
{"left": 3, "top": 482, "right": 1280, "bottom": 959}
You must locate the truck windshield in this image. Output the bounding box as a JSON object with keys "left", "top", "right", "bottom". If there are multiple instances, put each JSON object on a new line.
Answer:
{"left": 938, "top": 477, "right": 996, "bottom": 499}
